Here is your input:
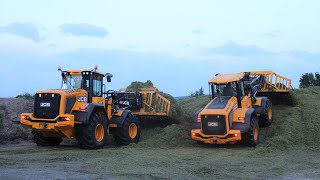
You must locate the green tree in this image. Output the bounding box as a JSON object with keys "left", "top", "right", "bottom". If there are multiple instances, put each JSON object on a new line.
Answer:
{"left": 315, "top": 73, "right": 320, "bottom": 86}
{"left": 191, "top": 87, "right": 204, "bottom": 97}
{"left": 199, "top": 87, "right": 204, "bottom": 96}
{"left": 299, "top": 73, "right": 315, "bottom": 88}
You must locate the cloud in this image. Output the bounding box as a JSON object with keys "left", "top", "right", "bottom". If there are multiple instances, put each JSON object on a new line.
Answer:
{"left": 198, "top": 41, "right": 320, "bottom": 89}
{"left": 0, "top": 23, "right": 40, "bottom": 42}
{"left": 201, "top": 41, "right": 269, "bottom": 56}
{"left": 262, "top": 30, "right": 281, "bottom": 38}
{"left": 192, "top": 29, "right": 208, "bottom": 35}
{"left": 60, "top": 23, "right": 108, "bottom": 38}
{"left": 184, "top": 43, "right": 192, "bottom": 48}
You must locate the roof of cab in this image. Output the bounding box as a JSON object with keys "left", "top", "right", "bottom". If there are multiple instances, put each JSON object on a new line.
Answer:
{"left": 208, "top": 73, "right": 245, "bottom": 84}
{"left": 64, "top": 70, "right": 105, "bottom": 76}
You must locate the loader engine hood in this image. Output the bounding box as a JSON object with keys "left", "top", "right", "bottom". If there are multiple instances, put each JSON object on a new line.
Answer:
{"left": 33, "top": 89, "right": 88, "bottom": 119}
{"left": 206, "top": 96, "right": 230, "bottom": 109}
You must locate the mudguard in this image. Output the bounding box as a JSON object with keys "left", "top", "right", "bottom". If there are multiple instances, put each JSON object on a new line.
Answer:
{"left": 72, "top": 104, "right": 108, "bottom": 124}
{"left": 253, "top": 97, "right": 268, "bottom": 115}
{"left": 231, "top": 108, "right": 255, "bottom": 133}
{"left": 192, "top": 108, "right": 203, "bottom": 129}
{"left": 109, "top": 110, "right": 135, "bottom": 127}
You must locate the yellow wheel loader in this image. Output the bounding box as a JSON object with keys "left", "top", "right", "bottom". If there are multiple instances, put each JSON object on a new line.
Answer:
{"left": 191, "top": 71, "right": 292, "bottom": 146}
{"left": 20, "top": 66, "right": 170, "bottom": 149}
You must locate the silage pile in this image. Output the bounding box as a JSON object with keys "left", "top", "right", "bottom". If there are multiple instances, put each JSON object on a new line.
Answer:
{"left": 258, "top": 86, "right": 320, "bottom": 151}
{"left": 126, "top": 80, "right": 212, "bottom": 147}
{"left": 0, "top": 98, "right": 33, "bottom": 143}
{"left": 136, "top": 83, "right": 320, "bottom": 150}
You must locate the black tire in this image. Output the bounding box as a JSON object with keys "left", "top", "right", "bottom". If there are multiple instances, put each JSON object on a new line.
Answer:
{"left": 114, "top": 114, "right": 141, "bottom": 145}
{"left": 260, "top": 99, "right": 273, "bottom": 127}
{"left": 75, "top": 112, "right": 107, "bottom": 149}
{"left": 32, "top": 131, "right": 62, "bottom": 146}
{"left": 241, "top": 115, "right": 259, "bottom": 147}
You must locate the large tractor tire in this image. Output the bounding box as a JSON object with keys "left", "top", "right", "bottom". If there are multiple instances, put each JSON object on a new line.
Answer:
{"left": 32, "top": 131, "right": 62, "bottom": 146}
{"left": 260, "top": 99, "right": 273, "bottom": 127}
{"left": 114, "top": 114, "right": 141, "bottom": 145}
{"left": 241, "top": 115, "right": 259, "bottom": 147}
{"left": 75, "top": 112, "right": 107, "bottom": 149}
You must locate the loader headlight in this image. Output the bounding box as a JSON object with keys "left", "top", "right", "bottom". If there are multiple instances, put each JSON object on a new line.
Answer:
{"left": 59, "top": 117, "right": 70, "bottom": 122}
{"left": 197, "top": 117, "right": 201, "bottom": 122}
{"left": 192, "top": 132, "right": 201, "bottom": 137}
{"left": 21, "top": 115, "right": 30, "bottom": 121}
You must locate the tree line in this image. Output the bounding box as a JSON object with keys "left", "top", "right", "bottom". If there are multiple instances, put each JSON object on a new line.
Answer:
{"left": 191, "top": 87, "right": 204, "bottom": 97}
{"left": 299, "top": 72, "right": 320, "bottom": 88}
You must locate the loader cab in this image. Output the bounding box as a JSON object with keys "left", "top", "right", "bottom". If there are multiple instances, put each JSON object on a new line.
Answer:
{"left": 61, "top": 69, "right": 112, "bottom": 103}
{"left": 210, "top": 81, "right": 245, "bottom": 107}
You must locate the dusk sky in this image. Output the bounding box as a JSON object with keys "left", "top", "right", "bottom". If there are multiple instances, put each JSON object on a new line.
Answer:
{"left": 0, "top": 0, "right": 319, "bottom": 97}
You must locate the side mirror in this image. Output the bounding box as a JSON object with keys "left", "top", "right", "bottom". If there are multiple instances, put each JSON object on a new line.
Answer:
{"left": 105, "top": 73, "right": 113, "bottom": 83}
{"left": 107, "top": 76, "right": 112, "bottom": 82}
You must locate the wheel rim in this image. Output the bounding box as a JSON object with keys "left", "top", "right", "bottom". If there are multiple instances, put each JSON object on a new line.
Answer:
{"left": 253, "top": 126, "right": 259, "bottom": 141}
{"left": 95, "top": 124, "right": 104, "bottom": 142}
{"left": 128, "top": 123, "right": 138, "bottom": 139}
{"left": 267, "top": 108, "right": 273, "bottom": 120}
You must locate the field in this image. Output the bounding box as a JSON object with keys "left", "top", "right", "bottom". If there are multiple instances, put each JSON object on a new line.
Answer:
{"left": 1, "top": 87, "right": 320, "bottom": 179}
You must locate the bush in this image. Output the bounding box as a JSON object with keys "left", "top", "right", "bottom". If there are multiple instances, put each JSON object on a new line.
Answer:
{"left": 16, "top": 93, "right": 34, "bottom": 99}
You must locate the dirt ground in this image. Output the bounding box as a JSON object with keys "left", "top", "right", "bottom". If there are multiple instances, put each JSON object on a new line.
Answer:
{"left": 0, "top": 140, "right": 319, "bottom": 180}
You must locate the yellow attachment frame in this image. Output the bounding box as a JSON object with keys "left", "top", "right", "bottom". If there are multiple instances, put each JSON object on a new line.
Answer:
{"left": 250, "top": 71, "right": 292, "bottom": 93}
{"left": 133, "top": 88, "right": 171, "bottom": 116}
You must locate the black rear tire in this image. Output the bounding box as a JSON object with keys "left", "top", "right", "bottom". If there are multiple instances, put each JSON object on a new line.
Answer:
{"left": 32, "top": 131, "right": 62, "bottom": 146}
{"left": 75, "top": 112, "right": 107, "bottom": 149}
{"left": 114, "top": 114, "right": 141, "bottom": 145}
{"left": 241, "top": 115, "right": 259, "bottom": 147}
{"left": 260, "top": 99, "right": 273, "bottom": 127}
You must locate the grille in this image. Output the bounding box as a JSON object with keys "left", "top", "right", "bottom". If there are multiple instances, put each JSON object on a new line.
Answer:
{"left": 34, "top": 93, "right": 61, "bottom": 119}
{"left": 201, "top": 115, "right": 227, "bottom": 135}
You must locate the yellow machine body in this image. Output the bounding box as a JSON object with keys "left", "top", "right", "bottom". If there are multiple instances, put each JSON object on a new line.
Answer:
{"left": 192, "top": 71, "right": 290, "bottom": 145}
{"left": 20, "top": 67, "right": 171, "bottom": 149}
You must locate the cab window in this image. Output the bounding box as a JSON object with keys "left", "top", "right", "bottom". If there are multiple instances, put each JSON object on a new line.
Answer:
{"left": 93, "top": 75, "right": 103, "bottom": 97}
{"left": 212, "top": 83, "right": 237, "bottom": 97}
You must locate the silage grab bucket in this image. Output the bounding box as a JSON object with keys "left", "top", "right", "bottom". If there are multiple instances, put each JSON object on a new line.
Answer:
{"left": 135, "top": 88, "right": 171, "bottom": 116}
{"left": 250, "top": 71, "right": 294, "bottom": 105}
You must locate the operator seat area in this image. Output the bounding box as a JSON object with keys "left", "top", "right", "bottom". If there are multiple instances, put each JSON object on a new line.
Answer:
{"left": 222, "top": 85, "right": 236, "bottom": 97}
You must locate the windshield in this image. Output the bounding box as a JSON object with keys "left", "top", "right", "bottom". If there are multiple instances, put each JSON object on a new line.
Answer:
{"left": 210, "top": 83, "right": 237, "bottom": 97}
{"left": 62, "top": 75, "right": 82, "bottom": 89}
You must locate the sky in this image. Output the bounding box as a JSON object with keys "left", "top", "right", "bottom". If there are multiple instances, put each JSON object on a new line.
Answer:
{"left": 0, "top": 0, "right": 319, "bottom": 97}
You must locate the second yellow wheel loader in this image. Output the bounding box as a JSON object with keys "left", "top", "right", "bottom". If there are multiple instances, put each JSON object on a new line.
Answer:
{"left": 20, "top": 66, "right": 170, "bottom": 149}
{"left": 191, "top": 71, "right": 292, "bottom": 146}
